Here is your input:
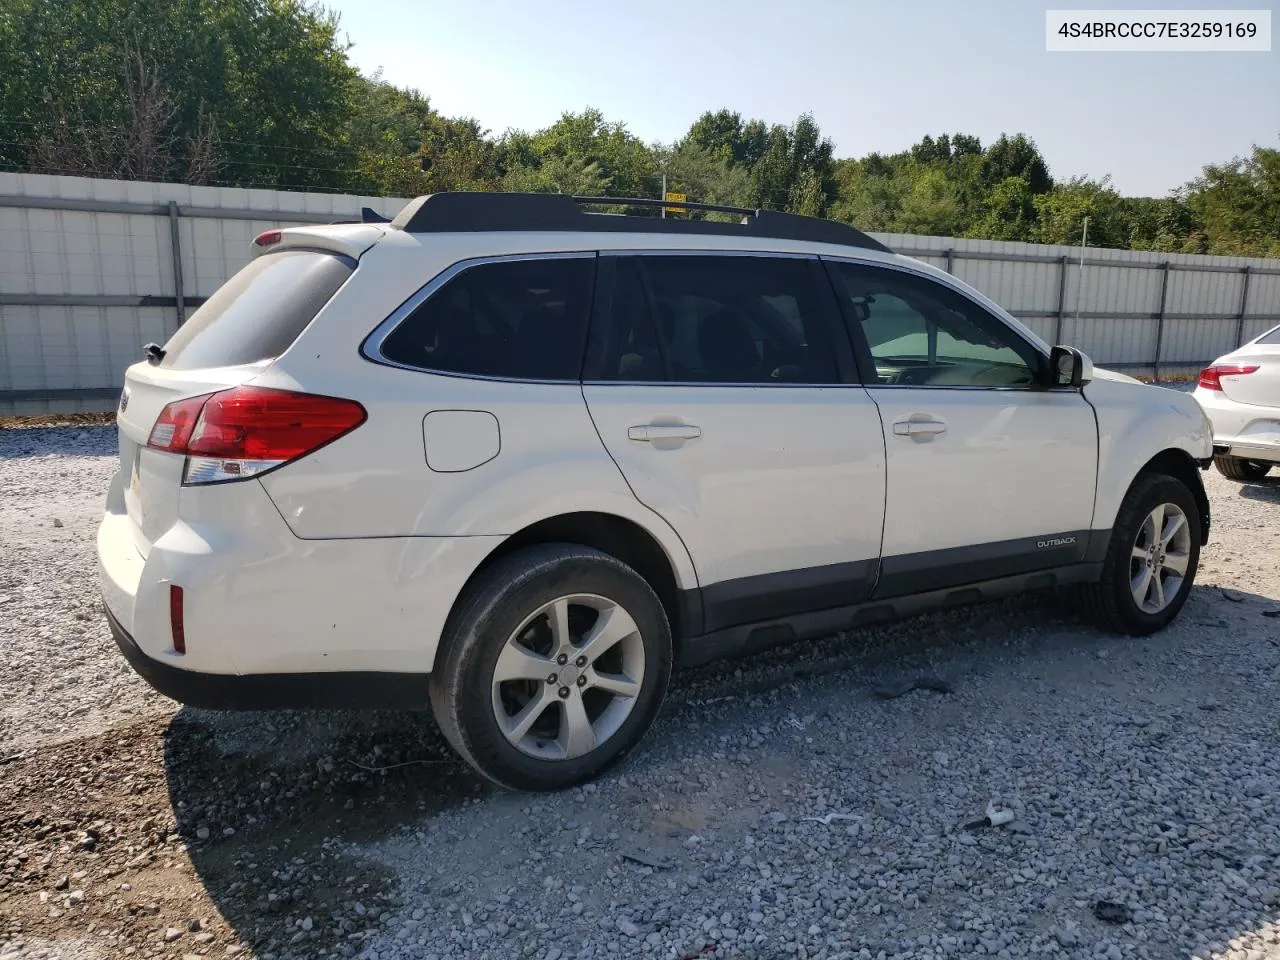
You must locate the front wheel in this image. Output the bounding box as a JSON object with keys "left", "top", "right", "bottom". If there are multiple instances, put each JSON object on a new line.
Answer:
{"left": 429, "top": 544, "right": 672, "bottom": 791}
{"left": 1214, "top": 455, "right": 1272, "bottom": 482}
{"left": 1075, "top": 473, "right": 1201, "bottom": 636}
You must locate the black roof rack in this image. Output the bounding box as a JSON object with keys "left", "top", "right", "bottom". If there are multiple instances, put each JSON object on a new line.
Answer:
{"left": 389, "top": 192, "right": 891, "bottom": 254}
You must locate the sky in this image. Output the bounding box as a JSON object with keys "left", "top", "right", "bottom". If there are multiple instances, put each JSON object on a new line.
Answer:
{"left": 326, "top": 0, "right": 1279, "bottom": 197}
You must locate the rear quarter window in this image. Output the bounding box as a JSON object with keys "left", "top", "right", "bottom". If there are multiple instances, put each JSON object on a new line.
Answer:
{"left": 160, "top": 250, "right": 354, "bottom": 370}
{"left": 1258, "top": 324, "right": 1280, "bottom": 345}
{"left": 377, "top": 255, "right": 595, "bottom": 381}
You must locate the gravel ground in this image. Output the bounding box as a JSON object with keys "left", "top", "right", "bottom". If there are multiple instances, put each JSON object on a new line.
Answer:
{"left": 2, "top": 420, "right": 1279, "bottom": 960}
{"left": 0, "top": 427, "right": 168, "bottom": 752}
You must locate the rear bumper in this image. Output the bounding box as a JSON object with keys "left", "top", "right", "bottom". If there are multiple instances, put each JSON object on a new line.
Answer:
{"left": 1215, "top": 441, "right": 1280, "bottom": 464}
{"left": 96, "top": 471, "right": 504, "bottom": 676}
{"left": 1194, "top": 388, "right": 1280, "bottom": 464}
{"left": 106, "top": 603, "right": 431, "bottom": 710}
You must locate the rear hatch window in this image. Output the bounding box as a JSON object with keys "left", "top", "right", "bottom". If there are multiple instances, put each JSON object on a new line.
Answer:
{"left": 160, "top": 249, "right": 354, "bottom": 370}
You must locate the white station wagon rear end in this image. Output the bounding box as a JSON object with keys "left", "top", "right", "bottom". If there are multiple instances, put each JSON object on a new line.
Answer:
{"left": 99, "top": 192, "right": 1214, "bottom": 791}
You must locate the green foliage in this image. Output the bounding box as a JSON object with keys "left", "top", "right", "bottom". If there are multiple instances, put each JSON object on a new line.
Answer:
{"left": 655, "top": 142, "right": 752, "bottom": 213}
{"left": 980, "top": 134, "right": 1053, "bottom": 195}
{"left": 967, "top": 176, "right": 1037, "bottom": 241}
{"left": 1033, "top": 176, "right": 1129, "bottom": 248}
{"left": 0, "top": 4, "right": 1275, "bottom": 256}
{"left": 0, "top": 0, "right": 359, "bottom": 188}
{"left": 1183, "top": 145, "right": 1280, "bottom": 258}
{"left": 523, "top": 109, "right": 655, "bottom": 199}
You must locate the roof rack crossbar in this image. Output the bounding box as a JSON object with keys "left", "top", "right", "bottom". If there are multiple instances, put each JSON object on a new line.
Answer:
{"left": 572, "top": 196, "right": 757, "bottom": 217}
{"left": 389, "top": 192, "right": 892, "bottom": 254}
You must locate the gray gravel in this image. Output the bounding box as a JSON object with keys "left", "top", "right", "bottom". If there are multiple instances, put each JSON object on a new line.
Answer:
{"left": 2, "top": 419, "right": 1280, "bottom": 960}
{"left": 0, "top": 427, "right": 167, "bottom": 754}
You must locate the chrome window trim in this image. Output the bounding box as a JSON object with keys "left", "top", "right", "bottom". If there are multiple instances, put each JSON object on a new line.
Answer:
{"left": 360, "top": 251, "right": 597, "bottom": 384}
{"left": 606, "top": 248, "right": 816, "bottom": 260}
{"left": 818, "top": 253, "right": 1057, "bottom": 394}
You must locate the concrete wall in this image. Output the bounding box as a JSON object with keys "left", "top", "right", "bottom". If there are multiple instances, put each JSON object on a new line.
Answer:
{"left": 2, "top": 173, "right": 1279, "bottom": 415}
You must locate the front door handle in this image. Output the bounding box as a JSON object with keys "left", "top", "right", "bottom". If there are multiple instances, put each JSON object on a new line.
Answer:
{"left": 892, "top": 416, "right": 948, "bottom": 439}
{"left": 628, "top": 423, "right": 702, "bottom": 442}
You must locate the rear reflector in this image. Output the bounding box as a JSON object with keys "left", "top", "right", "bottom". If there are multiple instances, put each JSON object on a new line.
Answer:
{"left": 1198, "top": 363, "right": 1259, "bottom": 391}
{"left": 147, "top": 386, "right": 366, "bottom": 484}
{"left": 169, "top": 585, "right": 186, "bottom": 655}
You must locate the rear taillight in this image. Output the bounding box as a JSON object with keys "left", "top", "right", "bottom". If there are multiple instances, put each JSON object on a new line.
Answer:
{"left": 147, "top": 386, "right": 366, "bottom": 485}
{"left": 1198, "top": 364, "right": 1259, "bottom": 391}
{"left": 147, "top": 393, "right": 213, "bottom": 452}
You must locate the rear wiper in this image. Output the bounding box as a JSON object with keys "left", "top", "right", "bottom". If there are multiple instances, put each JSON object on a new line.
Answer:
{"left": 143, "top": 342, "right": 166, "bottom": 365}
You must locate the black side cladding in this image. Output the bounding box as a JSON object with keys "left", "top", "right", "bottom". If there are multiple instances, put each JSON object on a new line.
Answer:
{"left": 389, "top": 192, "right": 892, "bottom": 254}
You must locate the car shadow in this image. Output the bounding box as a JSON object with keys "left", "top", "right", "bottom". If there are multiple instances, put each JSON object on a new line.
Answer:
{"left": 164, "top": 580, "right": 1280, "bottom": 959}
{"left": 1237, "top": 474, "right": 1280, "bottom": 504}
{"left": 162, "top": 706, "right": 485, "bottom": 956}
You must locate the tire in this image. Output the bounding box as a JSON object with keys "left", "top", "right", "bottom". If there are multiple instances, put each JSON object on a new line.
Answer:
{"left": 1075, "top": 472, "right": 1201, "bottom": 636}
{"left": 1214, "top": 455, "right": 1272, "bottom": 482}
{"left": 429, "top": 543, "right": 672, "bottom": 792}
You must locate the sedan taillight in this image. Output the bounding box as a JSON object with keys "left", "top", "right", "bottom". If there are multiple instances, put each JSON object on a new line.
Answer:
{"left": 1197, "top": 364, "right": 1259, "bottom": 391}
{"left": 147, "top": 386, "right": 366, "bottom": 485}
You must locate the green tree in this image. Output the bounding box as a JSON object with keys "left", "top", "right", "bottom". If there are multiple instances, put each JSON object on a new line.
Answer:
{"left": 1183, "top": 144, "right": 1280, "bottom": 257}
{"left": 527, "top": 108, "right": 656, "bottom": 198}
{"left": 0, "top": 0, "right": 359, "bottom": 189}
{"left": 1033, "top": 176, "right": 1129, "bottom": 248}
{"left": 967, "top": 175, "right": 1037, "bottom": 241}
{"left": 685, "top": 109, "right": 746, "bottom": 165}
{"left": 980, "top": 134, "right": 1053, "bottom": 195}
{"left": 896, "top": 167, "right": 964, "bottom": 236}
{"left": 747, "top": 113, "right": 835, "bottom": 215}
{"left": 654, "top": 142, "right": 752, "bottom": 213}
{"left": 501, "top": 155, "right": 610, "bottom": 196}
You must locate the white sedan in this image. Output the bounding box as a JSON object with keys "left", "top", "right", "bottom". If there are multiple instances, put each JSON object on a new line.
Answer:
{"left": 1193, "top": 324, "right": 1280, "bottom": 482}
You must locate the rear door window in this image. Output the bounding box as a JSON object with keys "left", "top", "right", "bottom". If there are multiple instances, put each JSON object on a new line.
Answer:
{"left": 378, "top": 255, "right": 595, "bottom": 381}
{"left": 595, "top": 255, "right": 841, "bottom": 385}
{"left": 160, "top": 250, "right": 354, "bottom": 370}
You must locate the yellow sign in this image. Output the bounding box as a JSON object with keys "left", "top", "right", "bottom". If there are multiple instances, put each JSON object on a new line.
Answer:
{"left": 664, "top": 192, "right": 687, "bottom": 215}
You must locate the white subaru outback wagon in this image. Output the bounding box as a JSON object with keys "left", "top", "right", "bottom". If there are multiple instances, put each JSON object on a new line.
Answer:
{"left": 99, "top": 192, "right": 1213, "bottom": 791}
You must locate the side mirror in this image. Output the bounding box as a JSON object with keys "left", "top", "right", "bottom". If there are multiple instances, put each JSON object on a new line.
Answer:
{"left": 1048, "top": 345, "right": 1093, "bottom": 388}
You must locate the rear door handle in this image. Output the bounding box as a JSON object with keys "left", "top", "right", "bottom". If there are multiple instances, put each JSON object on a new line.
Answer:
{"left": 892, "top": 417, "right": 948, "bottom": 438}
{"left": 628, "top": 424, "right": 702, "bottom": 442}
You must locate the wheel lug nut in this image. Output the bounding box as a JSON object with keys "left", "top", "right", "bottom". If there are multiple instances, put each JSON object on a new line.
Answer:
{"left": 577, "top": 675, "right": 587, "bottom": 687}
{"left": 556, "top": 654, "right": 568, "bottom": 666}
{"left": 575, "top": 655, "right": 587, "bottom": 667}
{"left": 558, "top": 687, "right": 570, "bottom": 699}
{"left": 547, "top": 673, "right": 558, "bottom": 684}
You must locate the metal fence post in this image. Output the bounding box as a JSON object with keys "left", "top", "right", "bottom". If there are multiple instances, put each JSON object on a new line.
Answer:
{"left": 1234, "top": 266, "right": 1252, "bottom": 347}
{"left": 1054, "top": 255, "right": 1069, "bottom": 344}
{"left": 945, "top": 248, "right": 955, "bottom": 275}
{"left": 1152, "top": 262, "right": 1171, "bottom": 381}
{"left": 168, "top": 200, "right": 186, "bottom": 327}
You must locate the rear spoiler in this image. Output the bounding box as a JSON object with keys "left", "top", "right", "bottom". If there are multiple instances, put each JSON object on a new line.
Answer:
{"left": 250, "top": 223, "right": 386, "bottom": 261}
{"left": 328, "top": 207, "right": 392, "bottom": 226}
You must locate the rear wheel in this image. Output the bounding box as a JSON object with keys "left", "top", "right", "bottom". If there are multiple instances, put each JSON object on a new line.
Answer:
{"left": 429, "top": 544, "right": 672, "bottom": 791}
{"left": 1075, "top": 473, "right": 1201, "bottom": 636}
{"left": 1214, "top": 455, "right": 1272, "bottom": 482}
